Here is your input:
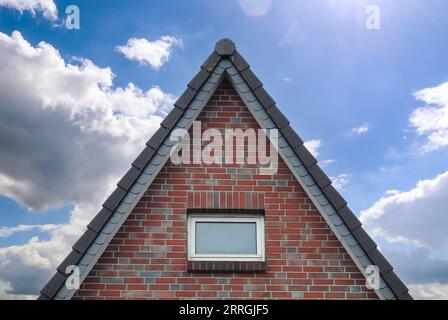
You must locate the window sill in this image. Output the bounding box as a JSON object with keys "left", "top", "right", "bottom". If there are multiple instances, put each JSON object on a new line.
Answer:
{"left": 187, "top": 260, "right": 267, "bottom": 273}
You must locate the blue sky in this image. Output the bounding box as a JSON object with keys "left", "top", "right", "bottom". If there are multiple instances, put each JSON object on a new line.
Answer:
{"left": 0, "top": 0, "right": 448, "bottom": 299}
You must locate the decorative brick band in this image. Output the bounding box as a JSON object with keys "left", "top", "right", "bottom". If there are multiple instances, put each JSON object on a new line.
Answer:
{"left": 188, "top": 191, "right": 265, "bottom": 209}
{"left": 187, "top": 261, "right": 267, "bottom": 273}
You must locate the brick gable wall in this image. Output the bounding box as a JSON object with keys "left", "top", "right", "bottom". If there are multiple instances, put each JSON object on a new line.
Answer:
{"left": 73, "top": 79, "right": 377, "bottom": 300}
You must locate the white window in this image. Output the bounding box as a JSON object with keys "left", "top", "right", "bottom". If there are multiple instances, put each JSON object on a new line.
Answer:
{"left": 187, "top": 215, "right": 265, "bottom": 261}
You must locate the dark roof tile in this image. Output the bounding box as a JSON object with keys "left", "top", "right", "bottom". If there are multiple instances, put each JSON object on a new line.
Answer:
{"left": 240, "top": 68, "right": 262, "bottom": 90}
{"left": 174, "top": 87, "right": 197, "bottom": 110}
{"left": 118, "top": 166, "right": 141, "bottom": 191}
{"left": 367, "top": 248, "right": 393, "bottom": 274}
{"left": 337, "top": 205, "right": 362, "bottom": 231}
{"left": 132, "top": 146, "right": 156, "bottom": 170}
{"left": 293, "top": 144, "right": 318, "bottom": 168}
{"left": 253, "top": 87, "right": 275, "bottom": 109}
{"left": 146, "top": 126, "right": 170, "bottom": 149}
{"left": 231, "top": 50, "right": 250, "bottom": 72}
{"left": 188, "top": 69, "right": 210, "bottom": 90}
{"left": 308, "top": 164, "right": 332, "bottom": 189}
{"left": 382, "top": 271, "right": 410, "bottom": 299}
{"left": 280, "top": 125, "right": 303, "bottom": 148}
{"left": 72, "top": 228, "right": 97, "bottom": 255}
{"left": 57, "top": 250, "right": 82, "bottom": 274}
{"left": 102, "top": 187, "right": 127, "bottom": 212}
{"left": 88, "top": 208, "right": 114, "bottom": 233}
{"left": 215, "top": 38, "right": 236, "bottom": 56}
{"left": 201, "top": 51, "right": 221, "bottom": 73}
{"left": 40, "top": 271, "right": 66, "bottom": 299}
{"left": 352, "top": 226, "right": 377, "bottom": 253}
{"left": 161, "top": 106, "right": 184, "bottom": 130}
{"left": 322, "top": 184, "right": 347, "bottom": 210}
{"left": 267, "top": 105, "right": 289, "bottom": 129}
{"left": 37, "top": 294, "right": 50, "bottom": 300}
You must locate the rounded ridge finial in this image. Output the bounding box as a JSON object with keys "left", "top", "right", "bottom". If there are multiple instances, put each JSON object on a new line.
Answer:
{"left": 215, "top": 38, "right": 236, "bottom": 56}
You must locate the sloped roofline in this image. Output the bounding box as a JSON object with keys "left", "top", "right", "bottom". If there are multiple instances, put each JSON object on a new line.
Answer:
{"left": 39, "top": 39, "right": 412, "bottom": 300}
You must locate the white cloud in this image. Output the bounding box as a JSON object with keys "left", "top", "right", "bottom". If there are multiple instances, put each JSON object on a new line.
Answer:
{"left": 319, "top": 159, "right": 335, "bottom": 168}
{"left": 0, "top": 31, "right": 176, "bottom": 298}
{"left": 0, "top": 0, "right": 57, "bottom": 20}
{"left": 116, "top": 36, "right": 183, "bottom": 70}
{"left": 410, "top": 82, "right": 448, "bottom": 152}
{"left": 331, "top": 173, "right": 350, "bottom": 191}
{"left": 383, "top": 247, "right": 448, "bottom": 300}
{"left": 409, "top": 283, "right": 448, "bottom": 300}
{"left": 304, "top": 139, "right": 321, "bottom": 157}
{"left": 0, "top": 224, "right": 61, "bottom": 238}
{"left": 350, "top": 124, "right": 369, "bottom": 135}
{"left": 360, "top": 170, "right": 448, "bottom": 250}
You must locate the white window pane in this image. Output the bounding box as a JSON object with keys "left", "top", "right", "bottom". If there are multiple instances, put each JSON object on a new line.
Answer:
{"left": 195, "top": 222, "right": 257, "bottom": 254}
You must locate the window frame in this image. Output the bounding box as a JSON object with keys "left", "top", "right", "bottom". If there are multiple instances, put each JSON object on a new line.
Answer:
{"left": 187, "top": 214, "right": 265, "bottom": 262}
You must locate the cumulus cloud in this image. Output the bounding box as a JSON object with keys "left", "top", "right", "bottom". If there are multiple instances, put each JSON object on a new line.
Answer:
{"left": 410, "top": 82, "right": 448, "bottom": 152}
{"left": 304, "top": 139, "right": 321, "bottom": 157}
{"left": 360, "top": 170, "right": 448, "bottom": 250}
{"left": 331, "top": 173, "right": 350, "bottom": 191}
{"left": 409, "top": 283, "right": 448, "bottom": 300}
{"left": 0, "top": 31, "right": 176, "bottom": 298}
{"left": 361, "top": 171, "right": 448, "bottom": 299}
{"left": 116, "top": 36, "right": 183, "bottom": 70}
{"left": 0, "top": 0, "right": 57, "bottom": 20}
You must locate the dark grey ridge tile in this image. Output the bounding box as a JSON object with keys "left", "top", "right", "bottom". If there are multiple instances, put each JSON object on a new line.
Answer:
{"left": 337, "top": 206, "right": 362, "bottom": 231}
{"left": 253, "top": 87, "right": 275, "bottom": 109}
{"left": 174, "top": 87, "right": 197, "bottom": 110}
{"left": 146, "top": 127, "right": 170, "bottom": 149}
{"left": 231, "top": 50, "right": 250, "bottom": 72}
{"left": 308, "top": 164, "right": 332, "bottom": 189}
{"left": 293, "top": 144, "right": 318, "bottom": 168}
{"left": 267, "top": 105, "right": 289, "bottom": 129}
{"left": 383, "top": 271, "right": 411, "bottom": 298}
{"left": 102, "top": 187, "right": 127, "bottom": 212}
{"left": 188, "top": 69, "right": 210, "bottom": 90}
{"left": 366, "top": 249, "right": 393, "bottom": 273}
{"left": 72, "top": 228, "right": 97, "bottom": 255}
{"left": 40, "top": 271, "right": 66, "bottom": 299}
{"left": 240, "top": 68, "right": 262, "bottom": 90}
{"left": 322, "top": 184, "right": 347, "bottom": 210}
{"left": 57, "top": 250, "right": 82, "bottom": 273}
{"left": 201, "top": 51, "right": 221, "bottom": 73}
{"left": 280, "top": 125, "right": 303, "bottom": 148}
{"left": 88, "top": 208, "right": 114, "bottom": 233}
{"left": 118, "top": 166, "right": 142, "bottom": 191}
{"left": 132, "top": 146, "right": 156, "bottom": 170}
{"left": 161, "top": 106, "right": 184, "bottom": 130}
{"left": 352, "top": 226, "right": 377, "bottom": 253}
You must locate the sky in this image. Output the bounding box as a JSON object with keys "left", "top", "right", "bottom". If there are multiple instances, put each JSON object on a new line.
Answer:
{"left": 0, "top": 0, "right": 447, "bottom": 300}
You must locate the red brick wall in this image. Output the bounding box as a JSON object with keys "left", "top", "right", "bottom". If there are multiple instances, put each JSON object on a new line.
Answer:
{"left": 74, "top": 79, "right": 377, "bottom": 300}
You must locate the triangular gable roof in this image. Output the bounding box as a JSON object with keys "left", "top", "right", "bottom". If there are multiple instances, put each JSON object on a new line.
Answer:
{"left": 39, "top": 39, "right": 412, "bottom": 300}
